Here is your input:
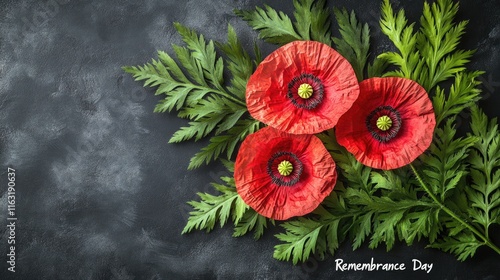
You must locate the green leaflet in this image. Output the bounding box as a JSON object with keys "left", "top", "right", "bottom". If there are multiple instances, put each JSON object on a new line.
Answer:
{"left": 216, "top": 25, "right": 254, "bottom": 100}
{"left": 428, "top": 233, "right": 482, "bottom": 261}
{"left": 293, "top": 0, "right": 332, "bottom": 44}
{"left": 182, "top": 161, "right": 271, "bottom": 237}
{"left": 432, "top": 71, "right": 483, "bottom": 126}
{"left": 378, "top": 0, "right": 420, "bottom": 81}
{"left": 420, "top": 119, "right": 478, "bottom": 202}
{"left": 181, "top": 180, "right": 239, "bottom": 233}
{"left": 332, "top": 7, "right": 389, "bottom": 80}
{"left": 467, "top": 107, "right": 500, "bottom": 240}
{"left": 187, "top": 119, "right": 261, "bottom": 170}
{"left": 274, "top": 218, "right": 326, "bottom": 264}
{"left": 379, "top": 0, "right": 474, "bottom": 92}
{"left": 332, "top": 8, "right": 370, "bottom": 81}
{"left": 274, "top": 183, "right": 350, "bottom": 264}
{"left": 233, "top": 208, "right": 271, "bottom": 240}
{"left": 234, "top": 5, "right": 300, "bottom": 45}
{"left": 235, "top": 0, "right": 332, "bottom": 45}
{"left": 124, "top": 23, "right": 259, "bottom": 169}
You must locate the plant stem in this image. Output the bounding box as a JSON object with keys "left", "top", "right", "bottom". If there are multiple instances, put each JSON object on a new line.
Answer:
{"left": 219, "top": 92, "right": 247, "bottom": 108}
{"left": 484, "top": 166, "right": 491, "bottom": 240}
{"left": 212, "top": 88, "right": 247, "bottom": 107}
{"left": 409, "top": 163, "right": 500, "bottom": 255}
{"left": 189, "top": 84, "right": 247, "bottom": 108}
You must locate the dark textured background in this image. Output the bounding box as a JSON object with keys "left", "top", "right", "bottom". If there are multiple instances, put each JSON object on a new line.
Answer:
{"left": 1, "top": 0, "right": 500, "bottom": 279}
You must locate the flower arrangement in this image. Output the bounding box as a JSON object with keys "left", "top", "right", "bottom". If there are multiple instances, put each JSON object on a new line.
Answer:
{"left": 124, "top": 0, "right": 500, "bottom": 264}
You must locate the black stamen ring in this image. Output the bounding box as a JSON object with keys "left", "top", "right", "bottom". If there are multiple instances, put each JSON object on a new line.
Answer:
{"left": 287, "top": 73, "right": 324, "bottom": 110}
{"left": 365, "top": 105, "right": 402, "bottom": 143}
{"left": 267, "top": 151, "right": 303, "bottom": 187}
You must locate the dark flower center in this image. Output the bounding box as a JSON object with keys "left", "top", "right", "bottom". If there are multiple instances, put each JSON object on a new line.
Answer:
{"left": 267, "top": 151, "right": 303, "bottom": 186}
{"left": 287, "top": 73, "right": 324, "bottom": 110}
{"left": 366, "top": 106, "right": 402, "bottom": 142}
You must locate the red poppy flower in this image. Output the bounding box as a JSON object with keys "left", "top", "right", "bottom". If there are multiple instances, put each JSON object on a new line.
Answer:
{"left": 246, "top": 40, "right": 359, "bottom": 134}
{"left": 234, "top": 126, "right": 337, "bottom": 220}
{"left": 335, "top": 77, "right": 436, "bottom": 170}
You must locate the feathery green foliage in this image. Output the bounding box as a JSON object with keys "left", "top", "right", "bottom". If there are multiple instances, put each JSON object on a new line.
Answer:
{"left": 235, "top": 0, "right": 332, "bottom": 45}
{"left": 467, "top": 107, "right": 500, "bottom": 238}
{"left": 428, "top": 233, "right": 482, "bottom": 261}
{"left": 187, "top": 119, "right": 261, "bottom": 170}
{"left": 379, "top": 0, "right": 474, "bottom": 92}
{"left": 432, "top": 71, "right": 483, "bottom": 125}
{"left": 332, "top": 8, "right": 370, "bottom": 81}
{"left": 273, "top": 182, "right": 351, "bottom": 264}
{"left": 426, "top": 106, "right": 500, "bottom": 260}
{"left": 124, "top": 23, "right": 259, "bottom": 169}
{"left": 182, "top": 161, "right": 270, "bottom": 237}
{"left": 420, "top": 119, "right": 478, "bottom": 201}
{"left": 181, "top": 177, "right": 240, "bottom": 233}
{"left": 233, "top": 208, "right": 271, "bottom": 240}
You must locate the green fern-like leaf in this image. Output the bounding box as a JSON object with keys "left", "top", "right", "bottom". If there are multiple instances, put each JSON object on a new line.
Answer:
{"left": 378, "top": 0, "right": 474, "bottom": 92}
{"left": 417, "top": 0, "right": 475, "bottom": 90}
{"left": 169, "top": 114, "right": 225, "bottom": 143}
{"left": 173, "top": 23, "right": 225, "bottom": 90}
{"left": 124, "top": 23, "right": 257, "bottom": 168}
{"left": 274, "top": 218, "right": 325, "bottom": 265}
{"left": 350, "top": 212, "right": 373, "bottom": 250}
{"left": 369, "top": 209, "right": 405, "bottom": 250}
{"left": 182, "top": 183, "right": 240, "bottom": 233}
{"left": 333, "top": 8, "right": 370, "bottom": 81}
{"left": 378, "top": 0, "right": 421, "bottom": 80}
{"left": 216, "top": 24, "right": 255, "bottom": 100}
{"left": 432, "top": 71, "right": 483, "bottom": 126}
{"left": 428, "top": 233, "right": 481, "bottom": 261}
{"left": 236, "top": 0, "right": 332, "bottom": 45}
{"left": 235, "top": 5, "right": 301, "bottom": 45}
{"left": 367, "top": 56, "right": 389, "bottom": 78}
{"left": 420, "top": 118, "right": 478, "bottom": 201}
{"left": 182, "top": 161, "right": 270, "bottom": 237}
{"left": 467, "top": 106, "right": 500, "bottom": 235}
{"left": 292, "top": 0, "right": 332, "bottom": 44}
{"left": 234, "top": 209, "right": 272, "bottom": 240}
{"left": 233, "top": 195, "right": 249, "bottom": 225}
{"left": 188, "top": 119, "right": 261, "bottom": 170}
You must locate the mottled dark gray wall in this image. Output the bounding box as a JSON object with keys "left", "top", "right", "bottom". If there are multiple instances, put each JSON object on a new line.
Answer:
{"left": 0, "top": 0, "right": 499, "bottom": 279}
